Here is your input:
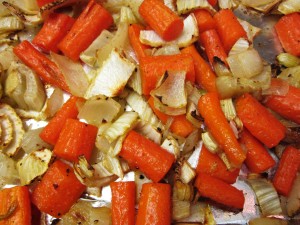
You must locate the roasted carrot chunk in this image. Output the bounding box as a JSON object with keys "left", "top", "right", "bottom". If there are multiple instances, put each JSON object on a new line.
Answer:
{"left": 31, "top": 160, "right": 86, "bottom": 217}
{"left": 198, "top": 92, "right": 246, "bottom": 168}
{"left": 0, "top": 186, "right": 31, "bottom": 225}
{"left": 110, "top": 181, "right": 136, "bottom": 225}
{"left": 58, "top": 0, "right": 113, "bottom": 61}
{"left": 196, "top": 145, "right": 240, "bottom": 184}
{"left": 119, "top": 130, "right": 175, "bottom": 182}
{"left": 273, "top": 146, "right": 300, "bottom": 196}
{"left": 236, "top": 93, "right": 286, "bottom": 148}
{"left": 136, "top": 183, "right": 171, "bottom": 225}
{"left": 195, "top": 172, "right": 245, "bottom": 209}
{"left": 240, "top": 129, "right": 276, "bottom": 173}
{"left": 182, "top": 45, "right": 217, "bottom": 92}
{"left": 53, "top": 118, "right": 98, "bottom": 162}
{"left": 274, "top": 13, "right": 300, "bottom": 57}
{"left": 40, "top": 96, "right": 84, "bottom": 145}
{"left": 139, "top": 0, "right": 183, "bottom": 41}
{"left": 140, "top": 54, "right": 195, "bottom": 95}
{"left": 13, "top": 40, "right": 69, "bottom": 92}
{"left": 213, "top": 9, "right": 247, "bottom": 53}
{"left": 32, "top": 13, "right": 75, "bottom": 53}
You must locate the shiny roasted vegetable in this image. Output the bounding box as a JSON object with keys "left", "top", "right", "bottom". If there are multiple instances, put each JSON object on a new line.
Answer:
{"left": 58, "top": 200, "right": 112, "bottom": 225}
{"left": 17, "top": 148, "right": 52, "bottom": 185}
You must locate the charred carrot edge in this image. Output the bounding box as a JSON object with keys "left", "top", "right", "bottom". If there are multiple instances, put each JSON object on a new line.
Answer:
{"left": 193, "top": 9, "right": 216, "bottom": 33}
{"left": 235, "top": 93, "right": 286, "bottom": 148}
{"left": 148, "top": 97, "right": 194, "bottom": 137}
{"left": 139, "top": 0, "right": 183, "bottom": 41}
{"left": 58, "top": 0, "right": 113, "bottom": 61}
{"left": 140, "top": 54, "right": 195, "bottom": 95}
{"left": 196, "top": 145, "right": 240, "bottom": 184}
{"left": 195, "top": 172, "right": 245, "bottom": 209}
{"left": 13, "top": 40, "right": 69, "bottom": 92}
{"left": 181, "top": 45, "right": 217, "bottom": 92}
{"left": 240, "top": 129, "right": 276, "bottom": 173}
{"left": 213, "top": 9, "right": 247, "bottom": 53}
{"left": 264, "top": 78, "right": 300, "bottom": 124}
{"left": 119, "top": 130, "right": 175, "bottom": 182}
{"left": 198, "top": 92, "right": 246, "bottom": 168}
{"left": 110, "top": 181, "right": 136, "bottom": 225}
{"left": 136, "top": 183, "right": 171, "bottom": 225}
{"left": 199, "top": 29, "right": 228, "bottom": 67}
{"left": 273, "top": 146, "right": 300, "bottom": 196}
{"left": 53, "top": 118, "right": 98, "bottom": 162}
{"left": 40, "top": 96, "right": 84, "bottom": 145}
{"left": 128, "top": 24, "right": 150, "bottom": 61}
{"left": 31, "top": 160, "right": 86, "bottom": 218}
{"left": 274, "top": 12, "right": 300, "bottom": 57}
{"left": 32, "top": 13, "right": 75, "bottom": 53}
{"left": 0, "top": 186, "right": 31, "bottom": 225}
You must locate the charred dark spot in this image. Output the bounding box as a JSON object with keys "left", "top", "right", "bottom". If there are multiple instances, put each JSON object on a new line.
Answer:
{"left": 53, "top": 183, "right": 59, "bottom": 189}
{"left": 191, "top": 110, "right": 203, "bottom": 121}
{"left": 74, "top": 212, "right": 86, "bottom": 222}
{"left": 51, "top": 219, "right": 60, "bottom": 225}
{"left": 155, "top": 95, "right": 163, "bottom": 102}
{"left": 213, "top": 56, "right": 226, "bottom": 65}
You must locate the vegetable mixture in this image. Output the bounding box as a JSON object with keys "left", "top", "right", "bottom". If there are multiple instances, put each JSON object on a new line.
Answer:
{"left": 0, "top": 0, "right": 299, "bottom": 224}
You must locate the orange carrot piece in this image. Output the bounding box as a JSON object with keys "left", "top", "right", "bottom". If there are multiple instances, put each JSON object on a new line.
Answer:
{"left": 213, "top": 9, "right": 247, "bottom": 53}
{"left": 40, "top": 96, "right": 84, "bottom": 145}
{"left": 148, "top": 97, "right": 194, "bottom": 137}
{"left": 136, "top": 183, "right": 171, "bottom": 225}
{"left": 195, "top": 172, "right": 245, "bottom": 209}
{"left": 140, "top": 54, "right": 195, "bottom": 95}
{"left": 0, "top": 186, "right": 31, "bottom": 225}
{"left": 148, "top": 96, "right": 169, "bottom": 124}
{"left": 199, "top": 29, "right": 228, "bottom": 66}
{"left": 110, "top": 181, "right": 136, "bottom": 225}
{"left": 181, "top": 45, "right": 217, "bottom": 92}
{"left": 128, "top": 24, "right": 150, "bottom": 60}
{"left": 236, "top": 93, "right": 286, "bottom": 148}
{"left": 53, "top": 118, "right": 98, "bottom": 162}
{"left": 264, "top": 79, "right": 300, "bottom": 124}
{"left": 273, "top": 146, "right": 300, "bottom": 196}
{"left": 13, "top": 40, "right": 69, "bottom": 92}
{"left": 31, "top": 160, "right": 86, "bottom": 217}
{"left": 193, "top": 9, "right": 216, "bottom": 33}
{"left": 119, "top": 130, "right": 175, "bottom": 182}
{"left": 208, "top": 0, "right": 218, "bottom": 6}
{"left": 170, "top": 115, "right": 195, "bottom": 138}
{"left": 139, "top": 0, "right": 183, "bottom": 41}
{"left": 274, "top": 12, "right": 300, "bottom": 57}
{"left": 196, "top": 145, "right": 240, "bottom": 184}
{"left": 58, "top": 0, "right": 113, "bottom": 61}
{"left": 198, "top": 92, "right": 246, "bottom": 168}
{"left": 240, "top": 129, "right": 276, "bottom": 173}
{"left": 32, "top": 13, "right": 75, "bottom": 53}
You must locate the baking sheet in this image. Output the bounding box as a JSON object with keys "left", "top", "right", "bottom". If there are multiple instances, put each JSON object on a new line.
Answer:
{"left": 3, "top": 4, "right": 300, "bottom": 225}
